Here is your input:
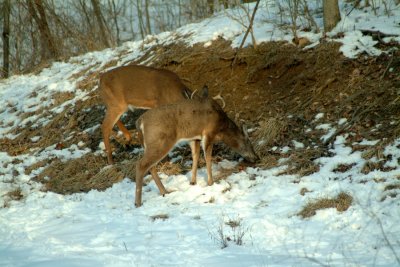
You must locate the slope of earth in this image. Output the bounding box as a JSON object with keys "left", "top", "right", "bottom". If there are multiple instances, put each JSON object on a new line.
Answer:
{"left": 2, "top": 38, "right": 397, "bottom": 193}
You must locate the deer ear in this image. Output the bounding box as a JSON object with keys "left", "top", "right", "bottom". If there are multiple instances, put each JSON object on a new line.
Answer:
{"left": 199, "top": 85, "right": 209, "bottom": 99}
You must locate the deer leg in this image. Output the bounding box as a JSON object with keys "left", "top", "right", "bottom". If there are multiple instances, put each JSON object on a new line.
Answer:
{"left": 116, "top": 120, "right": 132, "bottom": 142}
{"left": 202, "top": 139, "right": 214, "bottom": 186}
{"left": 102, "top": 107, "right": 125, "bottom": 165}
{"left": 135, "top": 159, "right": 146, "bottom": 207}
{"left": 135, "top": 144, "right": 173, "bottom": 207}
{"left": 190, "top": 140, "right": 200, "bottom": 185}
{"left": 149, "top": 167, "right": 167, "bottom": 196}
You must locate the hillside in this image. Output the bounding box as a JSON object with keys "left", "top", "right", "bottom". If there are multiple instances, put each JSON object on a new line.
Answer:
{"left": 1, "top": 2, "right": 400, "bottom": 266}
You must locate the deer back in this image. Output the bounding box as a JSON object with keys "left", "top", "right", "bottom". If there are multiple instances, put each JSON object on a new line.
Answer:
{"left": 99, "top": 65, "right": 189, "bottom": 109}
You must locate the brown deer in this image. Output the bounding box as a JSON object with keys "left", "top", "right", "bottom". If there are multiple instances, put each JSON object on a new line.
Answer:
{"left": 99, "top": 65, "right": 191, "bottom": 164}
{"left": 134, "top": 86, "right": 259, "bottom": 207}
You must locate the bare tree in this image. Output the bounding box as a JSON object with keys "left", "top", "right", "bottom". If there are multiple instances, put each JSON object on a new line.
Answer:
{"left": 91, "top": 0, "right": 112, "bottom": 47}
{"left": 323, "top": 0, "right": 341, "bottom": 32}
{"left": 2, "top": 0, "right": 11, "bottom": 78}
{"left": 144, "top": 0, "right": 151, "bottom": 35}
{"left": 27, "top": 0, "right": 59, "bottom": 61}
{"left": 136, "top": 0, "right": 145, "bottom": 39}
{"left": 109, "top": 0, "right": 121, "bottom": 45}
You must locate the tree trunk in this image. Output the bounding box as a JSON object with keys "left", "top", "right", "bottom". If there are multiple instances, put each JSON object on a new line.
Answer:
{"left": 144, "top": 0, "right": 151, "bottom": 35}
{"left": 91, "top": 0, "right": 111, "bottom": 47}
{"left": 207, "top": 0, "right": 214, "bottom": 14}
{"left": 27, "top": 0, "right": 59, "bottom": 61}
{"left": 136, "top": 0, "right": 145, "bottom": 39}
{"left": 2, "top": 0, "right": 11, "bottom": 78}
{"left": 109, "top": 0, "right": 121, "bottom": 45}
{"left": 323, "top": 0, "right": 341, "bottom": 32}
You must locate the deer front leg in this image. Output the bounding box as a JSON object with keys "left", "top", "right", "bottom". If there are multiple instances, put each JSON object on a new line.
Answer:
{"left": 190, "top": 140, "right": 200, "bottom": 185}
{"left": 203, "top": 140, "right": 214, "bottom": 186}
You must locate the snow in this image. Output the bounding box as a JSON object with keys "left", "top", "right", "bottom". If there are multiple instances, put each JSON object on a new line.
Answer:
{"left": 1, "top": 1, "right": 400, "bottom": 267}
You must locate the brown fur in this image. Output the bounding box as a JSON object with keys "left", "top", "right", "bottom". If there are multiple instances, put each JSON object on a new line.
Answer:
{"left": 99, "top": 65, "right": 190, "bottom": 164}
{"left": 134, "top": 87, "right": 258, "bottom": 207}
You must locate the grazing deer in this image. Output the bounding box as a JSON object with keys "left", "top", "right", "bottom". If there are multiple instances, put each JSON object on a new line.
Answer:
{"left": 99, "top": 65, "right": 191, "bottom": 164}
{"left": 134, "top": 87, "right": 259, "bottom": 207}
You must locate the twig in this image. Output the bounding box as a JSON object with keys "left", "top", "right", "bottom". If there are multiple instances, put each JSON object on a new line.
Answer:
{"left": 231, "top": 0, "right": 261, "bottom": 68}
{"left": 373, "top": 213, "right": 400, "bottom": 264}
{"left": 380, "top": 52, "right": 394, "bottom": 80}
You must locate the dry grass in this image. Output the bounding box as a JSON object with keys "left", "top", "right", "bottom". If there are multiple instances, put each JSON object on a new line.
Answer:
{"left": 381, "top": 183, "right": 400, "bottom": 201}
{"left": 34, "top": 153, "right": 134, "bottom": 194}
{"left": 298, "top": 192, "right": 353, "bottom": 218}
{"left": 150, "top": 213, "right": 169, "bottom": 221}
{"left": 333, "top": 163, "right": 356, "bottom": 173}
{"left": 2, "top": 187, "right": 24, "bottom": 208}
{"left": 256, "top": 154, "right": 279, "bottom": 169}
{"left": 361, "top": 161, "right": 396, "bottom": 174}
{"left": 300, "top": 187, "right": 312, "bottom": 196}
{"left": 6, "top": 187, "right": 23, "bottom": 201}
{"left": 156, "top": 161, "right": 183, "bottom": 176}
{"left": 254, "top": 117, "right": 288, "bottom": 156}
{"left": 283, "top": 148, "right": 323, "bottom": 176}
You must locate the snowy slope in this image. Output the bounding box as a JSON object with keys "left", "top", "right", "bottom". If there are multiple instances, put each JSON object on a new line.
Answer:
{"left": 1, "top": 2, "right": 400, "bottom": 267}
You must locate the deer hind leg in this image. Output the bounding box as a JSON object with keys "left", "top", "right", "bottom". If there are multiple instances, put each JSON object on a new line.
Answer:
{"left": 190, "top": 140, "right": 200, "bottom": 185}
{"left": 135, "top": 142, "right": 173, "bottom": 207}
{"left": 102, "top": 107, "right": 126, "bottom": 164}
{"left": 202, "top": 138, "right": 214, "bottom": 186}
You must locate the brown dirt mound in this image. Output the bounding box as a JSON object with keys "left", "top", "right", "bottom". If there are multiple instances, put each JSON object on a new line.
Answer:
{"left": 2, "top": 38, "right": 399, "bottom": 194}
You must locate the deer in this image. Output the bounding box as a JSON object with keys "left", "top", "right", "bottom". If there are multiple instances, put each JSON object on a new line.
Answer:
{"left": 134, "top": 86, "right": 259, "bottom": 207}
{"left": 99, "top": 65, "right": 192, "bottom": 164}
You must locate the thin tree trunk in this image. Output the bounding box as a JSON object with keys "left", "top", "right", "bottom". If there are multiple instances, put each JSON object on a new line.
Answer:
{"left": 79, "top": 0, "right": 93, "bottom": 32}
{"left": 109, "top": 0, "right": 121, "bottom": 45}
{"left": 323, "top": 0, "right": 341, "bottom": 32}
{"left": 207, "top": 0, "right": 214, "bottom": 14}
{"left": 27, "top": 0, "right": 59, "bottom": 61}
{"left": 231, "top": 0, "right": 261, "bottom": 67}
{"left": 136, "top": 0, "right": 145, "bottom": 39}
{"left": 91, "top": 0, "right": 110, "bottom": 47}
{"left": 144, "top": 0, "right": 151, "bottom": 35}
{"left": 2, "top": 0, "right": 11, "bottom": 78}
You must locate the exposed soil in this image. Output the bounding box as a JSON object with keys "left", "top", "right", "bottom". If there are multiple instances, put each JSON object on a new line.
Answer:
{"left": 2, "top": 39, "right": 400, "bottom": 194}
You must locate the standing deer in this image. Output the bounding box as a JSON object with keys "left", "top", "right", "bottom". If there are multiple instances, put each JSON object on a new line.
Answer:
{"left": 135, "top": 86, "right": 259, "bottom": 207}
{"left": 99, "top": 65, "right": 191, "bottom": 164}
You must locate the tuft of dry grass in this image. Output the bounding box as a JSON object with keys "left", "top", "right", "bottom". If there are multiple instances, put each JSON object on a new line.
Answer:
{"left": 34, "top": 153, "right": 134, "bottom": 194}
{"left": 253, "top": 117, "right": 288, "bottom": 156}
{"left": 256, "top": 154, "right": 279, "bottom": 169}
{"left": 298, "top": 192, "right": 353, "bottom": 218}
{"left": 381, "top": 183, "right": 400, "bottom": 201}
{"left": 156, "top": 161, "right": 183, "bottom": 176}
{"left": 6, "top": 187, "right": 23, "bottom": 201}
{"left": 150, "top": 213, "right": 169, "bottom": 221}
{"left": 300, "top": 187, "right": 312, "bottom": 196}
{"left": 333, "top": 163, "right": 356, "bottom": 173}
{"left": 361, "top": 161, "right": 396, "bottom": 174}
{"left": 283, "top": 148, "right": 323, "bottom": 177}
{"left": 2, "top": 187, "right": 24, "bottom": 208}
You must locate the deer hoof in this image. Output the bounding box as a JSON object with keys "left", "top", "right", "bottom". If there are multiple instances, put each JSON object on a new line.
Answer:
{"left": 190, "top": 181, "right": 197, "bottom": 185}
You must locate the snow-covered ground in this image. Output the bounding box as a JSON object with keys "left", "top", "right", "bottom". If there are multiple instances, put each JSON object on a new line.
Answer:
{"left": 1, "top": 2, "right": 400, "bottom": 266}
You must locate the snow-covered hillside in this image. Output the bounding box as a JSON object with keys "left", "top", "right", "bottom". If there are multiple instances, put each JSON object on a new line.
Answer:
{"left": 1, "top": 2, "right": 400, "bottom": 266}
